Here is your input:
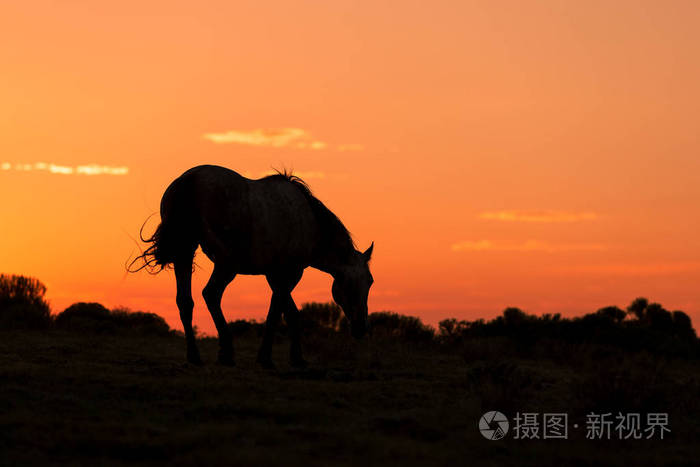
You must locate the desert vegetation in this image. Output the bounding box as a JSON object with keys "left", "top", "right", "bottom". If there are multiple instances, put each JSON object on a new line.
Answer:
{"left": 1, "top": 273, "right": 698, "bottom": 465}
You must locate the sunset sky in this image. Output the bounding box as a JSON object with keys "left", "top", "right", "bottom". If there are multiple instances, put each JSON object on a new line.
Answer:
{"left": 2, "top": 1, "right": 699, "bottom": 334}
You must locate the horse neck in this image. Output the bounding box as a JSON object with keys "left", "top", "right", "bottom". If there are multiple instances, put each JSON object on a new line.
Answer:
{"left": 311, "top": 235, "right": 354, "bottom": 276}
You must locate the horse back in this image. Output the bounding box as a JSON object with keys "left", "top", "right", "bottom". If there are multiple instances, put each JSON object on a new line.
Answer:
{"left": 162, "top": 165, "right": 318, "bottom": 273}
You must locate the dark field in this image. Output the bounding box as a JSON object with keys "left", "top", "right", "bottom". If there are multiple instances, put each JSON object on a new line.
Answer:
{"left": 1, "top": 327, "right": 699, "bottom": 466}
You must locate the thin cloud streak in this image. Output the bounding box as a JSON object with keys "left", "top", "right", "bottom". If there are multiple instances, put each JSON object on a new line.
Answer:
{"left": 1, "top": 162, "right": 129, "bottom": 175}
{"left": 203, "top": 127, "right": 326, "bottom": 149}
{"left": 479, "top": 210, "right": 598, "bottom": 223}
{"left": 203, "top": 128, "right": 361, "bottom": 151}
{"left": 451, "top": 240, "right": 608, "bottom": 253}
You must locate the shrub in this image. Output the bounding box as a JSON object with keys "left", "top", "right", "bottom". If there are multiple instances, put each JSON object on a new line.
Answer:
{"left": 596, "top": 305, "right": 626, "bottom": 323}
{"left": 111, "top": 307, "right": 171, "bottom": 336}
{"left": 437, "top": 299, "right": 698, "bottom": 359}
{"left": 0, "top": 274, "right": 52, "bottom": 329}
{"left": 300, "top": 302, "right": 348, "bottom": 334}
{"left": 368, "top": 311, "right": 435, "bottom": 342}
{"left": 226, "top": 303, "right": 347, "bottom": 340}
{"left": 55, "top": 302, "right": 171, "bottom": 336}
{"left": 228, "top": 319, "right": 264, "bottom": 337}
{"left": 55, "top": 302, "right": 111, "bottom": 332}
{"left": 503, "top": 307, "right": 530, "bottom": 325}
{"left": 672, "top": 311, "right": 696, "bottom": 339}
{"left": 645, "top": 303, "right": 673, "bottom": 331}
{"left": 627, "top": 297, "right": 649, "bottom": 321}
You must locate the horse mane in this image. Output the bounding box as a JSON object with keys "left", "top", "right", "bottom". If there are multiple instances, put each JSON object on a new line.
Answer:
{"left": 264, "top": 169, "right": 356, "bottom": 251}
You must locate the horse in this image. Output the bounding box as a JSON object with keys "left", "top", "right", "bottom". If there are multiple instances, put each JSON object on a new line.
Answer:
{"left": 131, "top": 165, "right": 374, "bottom": 368}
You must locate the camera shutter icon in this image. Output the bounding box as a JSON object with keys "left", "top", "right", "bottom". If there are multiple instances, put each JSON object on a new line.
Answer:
{"left": 479, "top": 411, "right": 509, "bottom": 440}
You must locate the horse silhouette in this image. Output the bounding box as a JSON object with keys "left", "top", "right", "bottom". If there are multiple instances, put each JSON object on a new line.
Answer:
{"left": 132, "top": 165, "right": 373, "bottom": 367}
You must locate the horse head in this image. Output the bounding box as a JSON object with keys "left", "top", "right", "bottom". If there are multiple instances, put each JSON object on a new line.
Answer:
{"left": 331, "top": 242, "right": 374, "bottom": 338}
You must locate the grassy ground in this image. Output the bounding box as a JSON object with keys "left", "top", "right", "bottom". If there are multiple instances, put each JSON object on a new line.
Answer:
{"left": 1, "top": 329, "right": 698, "bottom": 466}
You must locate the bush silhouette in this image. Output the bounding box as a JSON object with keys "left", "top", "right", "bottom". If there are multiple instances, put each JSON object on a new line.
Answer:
{"left": 438, "top": 318, "right": 460, "bottom": 338}
{"left": 300, "top": 302, "right": 348, "bottom": 333}
{"left": 226, "top": 298, "right": 698, "bottom": 357}
{"left": 672, "top": 310, "right": 696, "bottom": 339}
{"left": 225, "top": 303, "right": 348, "bottom": 340}
{"left": 502, "top": 307, "right": 530, "bottom": 325}
{"left": 0, "top": 274, "right": 52, "bottom": 329}
{"left": 255, "top": 302, "right": 436, "bottom": 343}
{"left": 645, "top": 303, "right": 673, "bottom": 331}
{"left": 627, "top": 297, "right": 649, "bottom": 320}
{"left": 228, "top": 319, "right": 261, "bottom": 337}
{"left": 110, "top": 307, "right": 171, "bottom": 336}
{"left": 368, "top": 311, "right": 435, "bottom": 342}
{"left": 596, "top": 305, "right": 626, "bottom": 323}
{"left": 437, "top": 298, "right": 698, "bottom": 359}
{"left": 55, "top": 302, "right": 111, "bottom": 327}
{"left": 56, "top": 302, "right": 171, "bottom": 336}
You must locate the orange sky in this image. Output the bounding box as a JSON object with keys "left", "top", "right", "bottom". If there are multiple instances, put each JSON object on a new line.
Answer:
{"left": 2, "top": 1, "right": 699, "bottom": 334}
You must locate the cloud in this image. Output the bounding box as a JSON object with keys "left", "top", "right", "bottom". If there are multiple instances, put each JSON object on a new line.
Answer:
{"left": 203, "top": 128, "right": 323, "bottom": 148}
{"left": 478, "top": 210, "right": 598, "bottom": 223}
{"left": 451, "top": 240, "right": 607, "bottom": 253}
{"left": 203, "top": 128, "right": 361, "bottom": 152}
{"left": 1, "top": 162, "right": 128, "bottom": 175}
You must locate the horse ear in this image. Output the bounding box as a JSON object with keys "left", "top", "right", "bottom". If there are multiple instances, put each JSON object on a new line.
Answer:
{"left": 362, "top": 242, "right": 374, "bottom": 262}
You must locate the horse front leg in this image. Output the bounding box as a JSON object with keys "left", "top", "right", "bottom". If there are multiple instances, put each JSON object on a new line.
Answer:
{"left": 260, "top": 269, "right": 304, "bottom": 369}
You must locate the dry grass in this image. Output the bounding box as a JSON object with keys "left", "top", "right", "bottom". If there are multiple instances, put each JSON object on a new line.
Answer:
{"left": 0, "top": 329, "right": 698, "bottom": 466}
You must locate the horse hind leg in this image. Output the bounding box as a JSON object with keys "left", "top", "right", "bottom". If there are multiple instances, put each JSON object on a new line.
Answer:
{"left": 202, "top": 264, "right": 236, "bottom": 366}
{"left": 175, "top": 256, "right": 202, "bottom": 365}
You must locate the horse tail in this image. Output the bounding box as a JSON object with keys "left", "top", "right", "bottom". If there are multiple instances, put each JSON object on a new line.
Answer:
{"left": 127, "top": 220, "right": 174, "bottom": 273}
{"left": 128, "top": 178, "right": 198, "bottom": 274}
